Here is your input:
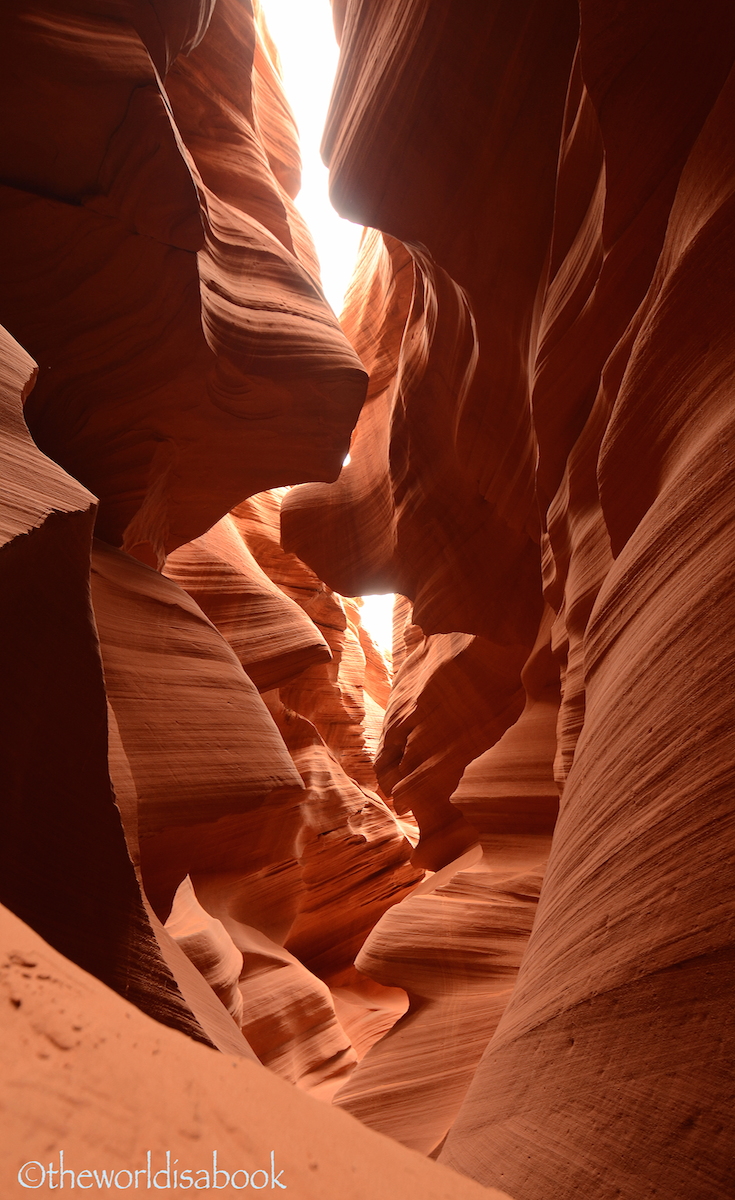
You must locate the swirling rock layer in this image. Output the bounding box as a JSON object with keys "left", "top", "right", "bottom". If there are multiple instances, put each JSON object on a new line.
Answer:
{"left": 282, "top": 2, "right": 735, "bottom": 1198}
{"left": 0, "top": 903, "right": 514, "bottom": 1200}
{"left": 1, "top": 1, "right": 734, "bottom": 1198}
{"left": 0, "top": 0, "right": 397, "bottom": 1116}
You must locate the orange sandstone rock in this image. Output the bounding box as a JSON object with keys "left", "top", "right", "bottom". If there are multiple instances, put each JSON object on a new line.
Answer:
{"left": 306, "top": 3, "right": 735, "bottom": 1196}
{"left": 0, "top": 903, "right": 516, "bottom": 1200}
{"left": 0, "top": 0, "right": 366, "bottom": 570}
{"left": 90, "top": 539, "right": 304, "bottom": 919}
{"left": 0, "top": 324, "right": 235, "bottom": 1048}
{"left": 2, "top": 1, "right": 735, "bottom": 1196}
{"left": 438, "top": 9, "right": 735, "bottom": 1199}
{"left": 335, "top": 612, "right": 559, "bottom": 1153}
{"left": 164, "top": 515, "right": 331, "bottom": 692}
{"left": 376, "top": 628, "right": 528, "bottom": 869}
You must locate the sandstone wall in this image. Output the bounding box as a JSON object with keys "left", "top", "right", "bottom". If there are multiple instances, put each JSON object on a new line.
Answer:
{"left": 280, "top": 2, "right": 735, "bottom": 1197}
{"left": 1, "top": 2, "right": 733, "bottom": 1198}
{"left": 0, "top": 0, "right": 412, "bottom": 1088}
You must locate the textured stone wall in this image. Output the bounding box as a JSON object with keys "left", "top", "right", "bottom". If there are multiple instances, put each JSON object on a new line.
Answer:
{"left": 281, "top": 2, "right": 735, "bottom": 1196}
{"left": 1, "top": 2, "right": 734, "bottom": 1198}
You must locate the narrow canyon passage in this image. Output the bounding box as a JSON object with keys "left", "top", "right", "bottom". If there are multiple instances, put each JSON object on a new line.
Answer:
{"left": 1, "top": 3, "right": 734, "bottom": 1199}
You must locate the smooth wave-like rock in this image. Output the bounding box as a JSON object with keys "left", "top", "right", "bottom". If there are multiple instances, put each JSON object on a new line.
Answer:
{"left": 91, "top": 538, "right": 303, "bottom": 918}
{"left": 275, "top": 704, "right": 421, "bottom": 984}
{"left": 0, "top": 323, "right": 239, "bottom": 1050}
{"left": 2, "top": 0, "right": 735, "bottom": 1196}
{"left": 0, "top": 0, "right": 366, "bottom": 570}
{"left": 443, "top": 42, "right": 735, "bottom": 1197}
{"left": 154, "top": 482, "right": 418, "bottom": 1086}
{"left": 0, "top": 0, "right": 381, "bottom": 1096}
{"left": 282, "top": 233, "right": 543, "bottom": 646}
{"left": 334, "top": 611, "right": 560, "bottom": 1153}
{"left": 166, "top": 876, "right": 246, "bottom": 1028}
{"left": 0, "top": 903, "right": 515, "bottom": 1200}
{"left": 375, "top": 627, "right": 528, "bottom": 869}
{"left": 234, "top": 491, "right": 388, "bottom": 787}
{"left": 166, "top": 874, "right": 357, "bottom": 1098}
{"left": 295, "top": 2, "right": 733, "bottom": 1196}
{"left": 164, "top": 514, "right": 332, "bottom": 691}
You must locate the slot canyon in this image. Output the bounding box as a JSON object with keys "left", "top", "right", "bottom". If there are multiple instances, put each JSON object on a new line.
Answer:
{"left": 1, "top": 1, "right": 734, "bottom": 1197}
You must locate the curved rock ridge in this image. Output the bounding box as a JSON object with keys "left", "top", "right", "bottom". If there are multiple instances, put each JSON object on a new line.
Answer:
{"left": 0, "top": 903, "right": 516, "bottom": 1200}
{"left": 2, "top": 0, "right": 735, "bottom": 1196}
{"left": 164, "top": 514, "right": 332, "bottom": 692}
{"left": 332, "top": 861, "right": 539, "bottom": 1156}
{"left": 0, "top": 0, "right": 367, "bottom": 570}
{"left": 0, "top": 0, "right": 397, "bottom": 1109}
{"left": 155, "top": 482, "right": 420, "bottom": 1086}
{"left": 165, "top": 876, "right": 246, "bottom": 1028}
{"left": 148, "top": 482, "right": 420, "bottom": 1083}
{"left": 0, "top": 323, "right": 252, "bottom": 1053}
{"left": 282, "top": 233, "right": 543, "bottom": 646}
{"left": 333, "top": 609, "right": 560, "bottom": 1153}
{"left": 274, "top": 705, "right": 421, "bottom": 985}
{"left": 284, "top": 0, "right": 582, "bottom": 628}
{"left": 90, "top": 538, "right": 304, "bottom": 916}
{"left": 166, "top": 874, "right": 357, "bottom": 1099}
{"left": 443, "top": 44, "right": 735, "bottom": 1198}
{"left": 281, "top": 228, "right": 545, "bottom": 870}
{"left": 375, "top": 627, "right": 528, "bottom": 870}
{"left": 276, "top": 1, "right": 735, "bottom": 1197}
{"left": 234, "top": 490, "right": 387, "bottom": 788}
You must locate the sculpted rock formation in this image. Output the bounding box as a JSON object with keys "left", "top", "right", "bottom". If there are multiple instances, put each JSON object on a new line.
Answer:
{"left": 164, "top": 514, "right": 332, "bottom": 692}
{"left": 280, "top": 2, "right": 735, "bottom": 1198}
{"left": 0, "top": 0, "right": 395, "bottom": 1097}
{"left": 333, "top": 609, "right": 559, "bottom": 1154}
{"left": 0, "top": 903, "right": 514, "bottom": 1200}
{"left": 0, "top": 320, "right": 244, "bottom": 1054}
{"left": 0, "top": 0, "right": 366, "bottom": 570}
{"left": 1, "top": 0, "right": 734, "bottom": 1198}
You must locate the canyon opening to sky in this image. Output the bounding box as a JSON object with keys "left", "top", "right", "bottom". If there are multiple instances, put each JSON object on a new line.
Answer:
{"left": 260, "top": 0, "right": 395, "bottom": 657}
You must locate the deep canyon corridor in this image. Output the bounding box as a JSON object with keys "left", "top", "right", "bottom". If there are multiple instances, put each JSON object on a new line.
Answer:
{"left": 1, "top": 2, "right": 734, "bottom": 1198}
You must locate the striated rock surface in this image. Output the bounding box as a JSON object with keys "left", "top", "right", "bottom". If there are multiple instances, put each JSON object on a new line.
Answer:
{"left": 334, "top": 611, "right": 559, "bottom": 1154}
{"left": 282, "top": 2, "right": 735, "bottom": 1197}
{"left": 375, "top": 627, "right": 528, "bottom": 869}
{"left": 164, "top": 515, "right": 332, "bottom": 692}
{"left": 2, "top": 0, "right": 735, "bottom": 1196}
{"left": 441, "top": 31, "right": 735, "bottom": 1194}
{"left": 0, "top": 903, "right": 515, "bottom": 1200}
{"left": 0, "top": 0, "right": 366, "bottom": 569}
{"left": 0, "top": 322, "right": 240, "bottom": 1052}
{"left": 0, "top": 0, "right": 385, "bottom": 1112}
{"left": 282, "top": 231, "right": 544, "bottom": 646}
{"left": 166, "top": 876, "right": 245, "bottom": 1028}
{"left": 235, "top": 490, "right": 387, "bottom": 787}
{"left": 166, "top": 874, "right": 357, "bottom": 1099}
{"left": 90, "top": 537, "right": 304, "bottom": 920}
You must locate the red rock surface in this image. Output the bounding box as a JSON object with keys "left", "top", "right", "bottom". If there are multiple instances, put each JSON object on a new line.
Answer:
{"left": 334, "top": 611, "right": 559, "bottom": 1153}
{"left": 0, "top": 0, "right": 394, "bottom": 1121}
{"left": 0, "top": 321, "right": 239, "bottom": 1052}
{"left": 0, "top": 0, "right": 366, "bottom": 569}
{"left": 0, "top": 903, "right": 514, "bottom": 1200}
{"left": 2, "top": 0, "right": 735, "bottom": 1197}
{"left": 164, "top": 515, "right": 332, "bottom": 692}
{"left": 284, "top": 2, "right": 735, "bottom": 1198}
